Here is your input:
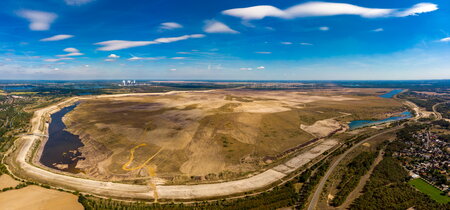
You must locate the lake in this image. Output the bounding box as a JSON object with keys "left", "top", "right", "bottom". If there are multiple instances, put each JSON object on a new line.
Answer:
{"left": 348, "top": 111, "right": 412, "bottom": 130}
{"left": 40, "top": 103, "right": 85, "bottom": 173}
{"left": 379, "top": 89, "right": 403, "bottom": 98}
{"left": 348, "top": 89, "right": 410, "bottom": 129}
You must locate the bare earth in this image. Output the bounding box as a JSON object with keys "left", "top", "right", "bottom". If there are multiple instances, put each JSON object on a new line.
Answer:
{"left": 0, "top": 185, "right": 83, "bottom": 210}
{"left": 8, "top": 89, "right": 404, "bottom": 200}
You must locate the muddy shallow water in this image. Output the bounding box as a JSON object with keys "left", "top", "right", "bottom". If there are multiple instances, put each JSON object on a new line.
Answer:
{"left": 40, "top": 103, "right": 84, "bottom": 173}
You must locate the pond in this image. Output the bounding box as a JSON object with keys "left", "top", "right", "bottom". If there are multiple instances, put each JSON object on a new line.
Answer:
{"left": 40, "top": 103, "right": 85, "bottom": 173}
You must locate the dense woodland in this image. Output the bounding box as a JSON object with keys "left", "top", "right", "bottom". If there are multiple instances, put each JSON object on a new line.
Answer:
{"left": 350, "top": 125, "right": 450, "bottom": 210}
{"left": 436, "top": 103, "right": 450, "bottom": 119}
{"left": 331, "top": 151, "right": 376, "bottom": 206}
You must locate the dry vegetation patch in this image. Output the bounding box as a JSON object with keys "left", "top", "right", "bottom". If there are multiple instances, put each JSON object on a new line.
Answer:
{"left": 0, "top": 185, "right": 83, "bottom": 210}
{"left": 58, "top": 89, "right": 404, "bottom": 183}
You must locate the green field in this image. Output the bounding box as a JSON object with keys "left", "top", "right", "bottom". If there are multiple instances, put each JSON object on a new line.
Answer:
{"left": 408, "top": 178, "right": 450, "bottom": 204}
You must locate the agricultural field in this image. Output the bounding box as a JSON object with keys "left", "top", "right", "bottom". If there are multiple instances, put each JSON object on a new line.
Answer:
{"left": 59, "top": 88, "right": 405, "bottom": 183}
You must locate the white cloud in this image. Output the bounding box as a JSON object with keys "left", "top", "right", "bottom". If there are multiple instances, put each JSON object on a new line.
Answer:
{"left": 281, "top": 42, "right": 292, "bottom": 45}
{"left": 65, "top": 0, "right": 94, "bottom": 6}
{"left": 58, "top": 52, "right": 83, "bottom": 57}
{"left": 395, "top": 3, "right": 438, "bottom": 17}
{"left": 104, "top": 59, "right": 115, "bottom": 62}
{"left": 372, "top": 28, "right": 384, "bottom": 32}
{"left": 44, "top": 57, "right": 74, "bottom": 62}
{"left": 222, "top": 2, "right": 438, "bottom": 20}
{"left": 256, "top": 66, "right": 265, "bottom": 70}
{"left": 64, "top": 48, "right": 79, "bottom": 53}
{"left": 171, "top": 57, "right": 186, "bottom": 60}
{"left": 439, "top": 37, "right": 450, "bottom": 42}
{"left": 300, "top": 42, "right": 313, "bottom": 46}
{"left": 169, "top": 68, "right": 177, "bottom": 71}
{"left": 108, "top": 54, "right": 120, "bottom": 58}
{"left": 57, "top": 48, "right": 83, "bottom": 57}
{"left": 96, "top": 34, "right": 205, "bottom": 51}
{"left": 160, "top": 22, "right": 183, "bottom": 30}
{"left": 240, "top": 67, "right": 253, "bottom": 71}
{"left": 154, "top": 34, "right": 205, "bottom": 43}
{"left": 40, "top": 34, "right": 74, "bottom": 41}
{"left": 17, "top": 10, "right": 57, "bottom": 31}
{"left": 256, "top": 51, "right": 272, "bottom": 54}
{"left": 128, "top": 56, "right": 165, "bottom": 61}
{"left": 319, "top": 26, "right": 329, "bottom": 31}
{"left": 96, "top": 40, "right": 156, "bottom": 51}
{"left": 203, "top": 20, "right": 239, "bottom": 34}
{"left": 223, "top": 6, "right": 286, "bottom": 20}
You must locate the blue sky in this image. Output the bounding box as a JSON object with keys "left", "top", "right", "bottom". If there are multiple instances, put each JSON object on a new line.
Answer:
{"left": 0, "top": 0, "right": 449, "bottom": 80}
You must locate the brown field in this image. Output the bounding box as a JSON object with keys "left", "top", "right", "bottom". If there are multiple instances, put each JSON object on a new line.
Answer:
{"left": 0, "top": 185, "right": 83, "bottom": 210}
{"left": 0, "top": 174, "right": 20, "bottom": 189}
{"left": 62, "top": 89, "right": 404, "bottom": 183}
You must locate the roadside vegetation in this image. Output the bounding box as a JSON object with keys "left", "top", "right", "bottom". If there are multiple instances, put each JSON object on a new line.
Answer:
{"left": 330, "top": 151, "right": 376, "bottom": 206}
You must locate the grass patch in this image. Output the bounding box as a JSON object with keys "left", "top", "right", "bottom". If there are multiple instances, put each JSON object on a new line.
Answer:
{"left": 408, "top": 178, "right": 450, "bottom": 204}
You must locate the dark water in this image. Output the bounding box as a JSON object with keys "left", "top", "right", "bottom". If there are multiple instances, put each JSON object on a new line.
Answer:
{"left": 40, "top": 103, "right": 85, "bottom": 173}
{"left": 348, "top": 111, "right": 412, "bottom": 130}
{"left": 379, "top": 89, "right": 403, "bottom": 98}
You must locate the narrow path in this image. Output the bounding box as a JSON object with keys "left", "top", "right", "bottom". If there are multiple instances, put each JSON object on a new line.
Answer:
{"left": 338, "top": 149, "right": 384, "bottom": 209}
{"left": 122, "top": 143, "right": 163, "bottom": 201}
{"left": 307, "top": 127, "right": 401, "bottom": 210}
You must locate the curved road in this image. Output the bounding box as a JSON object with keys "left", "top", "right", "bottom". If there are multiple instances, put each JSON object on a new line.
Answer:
{"left": 307, "top": 126, "right": 402, "bottom": 210}
{"left": 432, "top": 101, "right": 448, "bottom": 120}
{"left": 9, "top": 93, "right": 338, "bottom": 200}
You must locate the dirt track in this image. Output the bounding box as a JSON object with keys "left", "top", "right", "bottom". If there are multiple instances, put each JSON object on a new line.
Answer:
{"left": 9, "top": 91, "right": 338, "bottom": 200}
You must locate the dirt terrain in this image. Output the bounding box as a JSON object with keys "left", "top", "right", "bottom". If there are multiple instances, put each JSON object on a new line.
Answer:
{"left": 6, "top": 89, "right": 407, "bottom": 200}
{"left": 0, "top": 174, "right": 20, "bottom": 189}
{"left": 0, "top": 185, "right": 83, "bottom": 210}
{"left": 61, "top": 89, "right": 403, "bottom": 182}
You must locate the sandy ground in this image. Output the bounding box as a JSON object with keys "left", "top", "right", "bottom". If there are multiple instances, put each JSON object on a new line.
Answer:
{"left": 9, "top": 91, "right": 339, "bottom": 199}
{"left": 300, "top": 119, "right": 342, "bottom": 138}
{"left": 10, "top": 90, "right": 406, "bottom": 200}
{"left": 0, "top": 174, "right": 20, "bottom": 189}
{"left": 0, "top": 185, "right": 83, "bottom": 210}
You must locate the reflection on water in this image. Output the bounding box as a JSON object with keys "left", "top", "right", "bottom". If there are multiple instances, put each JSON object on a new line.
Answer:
{"left": 40, "top": 103, "right": 84, "bottom": 173}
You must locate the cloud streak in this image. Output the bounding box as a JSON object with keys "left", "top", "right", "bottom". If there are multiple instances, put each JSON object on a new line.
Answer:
{"left": 57, "top": 48, "right": 84, "bottom": 57}
{"left": 160, "top": 22, "right": 183, "bottom": 30}
{"left": 439, "top": 37, "right": 450, "bottom": 42}
{"left": 65, "top": 0, "right": 94, "bottom": 6}
{"left": 203, "top": 20, "right": 239, "bottom": 34}
{"left": 222, "top": 2, "right": 438, "bottom": 20}
{"left": 96, "top": 34, "right": 205, "bottom": 51}
{"left": 128, "top": 56, "right": 165, "bottom": 61}
{"left": 17, "top": 10, "right": 57, "bottom": 31}
{"left": 40, "top": 34, "right": 74, "bottom": 41}
{"left": 44, "top": 57, "right": 74, "bottom": 62}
